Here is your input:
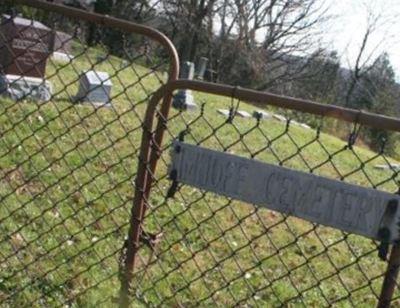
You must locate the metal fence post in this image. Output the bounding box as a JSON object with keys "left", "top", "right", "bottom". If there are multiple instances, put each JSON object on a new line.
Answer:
{"left": 378, "top": 244, "right": 400, "bottom": 308}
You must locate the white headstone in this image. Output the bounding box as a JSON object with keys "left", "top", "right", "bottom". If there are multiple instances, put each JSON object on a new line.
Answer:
{"left": 299, "top": 123, "right": 311, "bottom": 129}
{"left": 374, "top": 164, "right": 400, "bottom": 171}
{"left": 253, "top": 110, "right": 271, "bottom": 120}
{"left": 75, "top": 70, "right": 112, "bottom": 106}
{"left": 236, "top": 110, "right": 251, "bottom": 118}
{"left": 273, "top": 114, "right": 287, "bottom": 122}
{"left": 217, "top": 109, "right": 230, "bottom": 117}
{"left": 52, "top": 51, "right": 74, "bottom": 63}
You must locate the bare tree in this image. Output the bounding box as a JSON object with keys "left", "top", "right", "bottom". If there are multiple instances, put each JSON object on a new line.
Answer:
{"left": 211, "top": 0, "right": 329, "bottom": 89}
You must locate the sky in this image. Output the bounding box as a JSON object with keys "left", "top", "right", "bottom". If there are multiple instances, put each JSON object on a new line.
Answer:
{"left": 324, "top": 0, "right": 400, "bottom": 81}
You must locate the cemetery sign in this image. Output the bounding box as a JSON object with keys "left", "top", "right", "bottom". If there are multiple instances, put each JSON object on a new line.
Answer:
{"left": 170, "top": 141, "right": 400, "bottom": 243}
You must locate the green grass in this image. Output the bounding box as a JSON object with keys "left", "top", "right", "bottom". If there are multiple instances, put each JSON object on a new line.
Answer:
{"left": 0, "top": 45, "right": 399, "bottom": 307}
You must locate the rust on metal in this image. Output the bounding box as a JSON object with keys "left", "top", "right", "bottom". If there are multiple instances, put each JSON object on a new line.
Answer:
{"left": 378, "top": 244, "right": 400, "bottom": 308}
{"left": 11, "top": 2, "right": 400, "bottom": 306}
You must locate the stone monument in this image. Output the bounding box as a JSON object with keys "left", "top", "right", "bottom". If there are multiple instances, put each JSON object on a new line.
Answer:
{"left": 195, "top": 57, "right": 208, "bottom": 80}
{"left": 0, "top": 15, "right": 53, "bottom": 101}
{"left": 52, "top": 30, "right": 74, "bottom": 64}
{"left": 52, "top": 30, "right": 73, "bottom": 54}
{"left": 75, "top": 70, "right": 112, "bottom": 107}
{"left": 172, "top": 61, "right": 197, "bottom": 111}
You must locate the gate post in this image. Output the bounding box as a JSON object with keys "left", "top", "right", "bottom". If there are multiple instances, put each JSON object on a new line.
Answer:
{"left": 378, "top": 243, "right": 400, "bottom": 308}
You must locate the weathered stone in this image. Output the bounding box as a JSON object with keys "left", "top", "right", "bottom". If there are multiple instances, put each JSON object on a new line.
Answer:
{"left": 173, "top": 62, "right": 197, "bottom": 111}
{"left": 52, "top": 51, "right": 73, "bottom": 63}
{"left": 181, "top": 61, "right": 195, "bottom": 80}
{"left": 253, "top": 110, "right": 271, "bottom": 120}
{"left": 299, "top": 123, "right": 311, "bottom": 129}
{"left": 0, "top": 15, "right": 53, "bottom": 78}
{"left": 0, "top": 74, "right": 52, "bottom": 101}
{"left": 273, "top": 114, "right": 287, "bottom": 122}
{"left": 236, "top": 110, "right": 251, "bottom": 118}
{"left": 52, "top": 31, "right": 73, "bottom": 54}
{"left": 75, "top": 70, "right": 112, "bottom": 106}
{"left": 217, "top": 109, "right": 230, "bottom": 117}
{"left": 195, "top": 57, "right": 208, "bottom": 80}
{"left": 374, "top": 164, "right": 400, "bottom": 171}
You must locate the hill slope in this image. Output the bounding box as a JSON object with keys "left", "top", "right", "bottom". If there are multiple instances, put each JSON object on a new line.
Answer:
{"left": 0, "top": 49, "right": 398, "bottom": 306}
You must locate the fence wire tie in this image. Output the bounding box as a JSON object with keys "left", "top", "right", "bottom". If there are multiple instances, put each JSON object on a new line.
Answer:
{"left": 377, "top": 199, "right": 399, "bottom": 261}
{"left": 166, "top": 134, "right": 186, "bottom": 199}
{"left": 348, "top": 110, "right": 362, "bottom": 148}
{"left": 227, "top": 86, "right": 240, "bottom": 124}
{"left": 140, "top": 229, "right": 163, "bottom": 251}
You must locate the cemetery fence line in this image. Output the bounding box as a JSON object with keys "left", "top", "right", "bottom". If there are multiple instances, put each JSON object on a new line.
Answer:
{"left": 5, "top": 1, "right": 400, "bottom": 307}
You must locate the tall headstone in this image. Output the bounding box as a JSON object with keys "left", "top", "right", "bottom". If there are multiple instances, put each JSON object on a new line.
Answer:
{"left": 195, "top": 57, "right": 208, "bottom": 80}
{"left": 75, "top": 70, "right": 112, "bottom": 107}
{"left": 172, "top": 61, "right": 197, "bottom": 111}
{"left": 52, "top": 30, "right": 73, "bottom": 54}
{"left": 0, "top": 15, "right": 52, "bottom": 101}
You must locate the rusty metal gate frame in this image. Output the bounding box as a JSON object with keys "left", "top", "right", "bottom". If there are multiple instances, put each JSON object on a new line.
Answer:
{"left": 131, "top": 79, "right": 400, "bottom": 308}
{"left": 7, "top": 1, "right": 400, "bottom": 306}
{"left": 11, "top": 0, "right": 181, "bottom": 306}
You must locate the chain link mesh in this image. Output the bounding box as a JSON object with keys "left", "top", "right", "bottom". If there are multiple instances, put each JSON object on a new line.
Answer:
{"left": 131, "top": 92, "right": 400, "bottom": 307}
{"left": 2, "top": 2, "right": 400, "bottom": 307}
{"left": 0, "top": 3, "right": 173, "bottom": 306}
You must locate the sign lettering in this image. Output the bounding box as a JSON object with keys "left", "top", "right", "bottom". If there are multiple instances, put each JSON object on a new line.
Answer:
{"left": 171, "top": 141, "right": 400, "bottom": 242}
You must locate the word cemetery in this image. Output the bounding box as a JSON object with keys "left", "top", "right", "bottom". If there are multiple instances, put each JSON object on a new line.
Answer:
{"left": 170, "top": 141, "right": 400, "bottom": 243}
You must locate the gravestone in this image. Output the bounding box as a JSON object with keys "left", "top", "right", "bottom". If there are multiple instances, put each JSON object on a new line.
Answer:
{"left": 75, "top": 70, "right": 112, "bottom": 107}
{"left": 273, "top": 114, "right": 287, "bottom": 122}
{"left": 217, "top": 109, "right": 251, "bottom": 119}
{"left": 253, "top": 110, "right": 271, "bottom": 120}
{"left": 52, "top": 51, "right": 73, "bottom": 63}
{"left": 299, "top": 123, "right": 311, "bottom": 129}
{"left": 236, "top": 110, "right": 251, "bottom": 118}
{"left": 52, "top": 30, "right": 73, "bottom": 63}
{"left": 195, "top": 57, "right": 208, "bottom": 80}
{"left": 374, "top": 164, "right": 400, "bottom": 171}
{"left": 217, "top": 109, "right": 230, "bottom": 117}
{"left": 52, "top": 31, "right": 73, "bottom": 54}
{"left": 172, "top": 61, "right": 197, "bottom": 111}
{"left": 0, "top": 15, "right": 53, "bottom": 101}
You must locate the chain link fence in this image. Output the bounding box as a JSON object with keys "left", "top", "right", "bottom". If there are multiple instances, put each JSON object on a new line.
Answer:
{"left": 126, "top": 81, "right": 400, "bottom": 307}
{"left": 0, "top": 1, "right": 177, "bottom": 306}
{"left": 2, "top": 1, "right": 400, "bottom": 307}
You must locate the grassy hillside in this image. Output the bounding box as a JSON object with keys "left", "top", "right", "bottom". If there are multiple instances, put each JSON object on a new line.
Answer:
{"left": 0, "top": 46, "right": 399, "bottom": 307}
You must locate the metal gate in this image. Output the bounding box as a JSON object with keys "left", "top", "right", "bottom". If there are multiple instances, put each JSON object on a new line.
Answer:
{"left": 126, "top": 80, "right": 400, "bottom": 307}
{"left": 2, "top": 1, "right": 400, "bottom": 307}
{"left": 1, "top": 0, "right": 178, "bottom": 306}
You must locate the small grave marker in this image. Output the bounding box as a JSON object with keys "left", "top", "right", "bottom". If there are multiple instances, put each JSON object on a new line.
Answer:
{"left": 173, "top": 61, "right": 197, "bottom": 111}
{"left": 253, "top": 110, "right": 271, "bottom": 120}
{"left": 273, "top": 114, "right": 287, "bottom": 122}
{"left": 195, "top": 57, "right": 208, "bottom": 80}
{"left": 236, "top": 110, "right": 251, "bottom": 118}
{"left": 299, "top": 123, "right": 311, "bottom": 129}
{"left": 217, "top": 109, "right": 230, "bottom": 117}
{"left": 374, "top": 164, "right": 400, "bottom": 171}
{"left": 75, "top": 70, "right": 112, "bottom": 107}
{"left": 52, "top": 51, "right": 73, "bottom": 63}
